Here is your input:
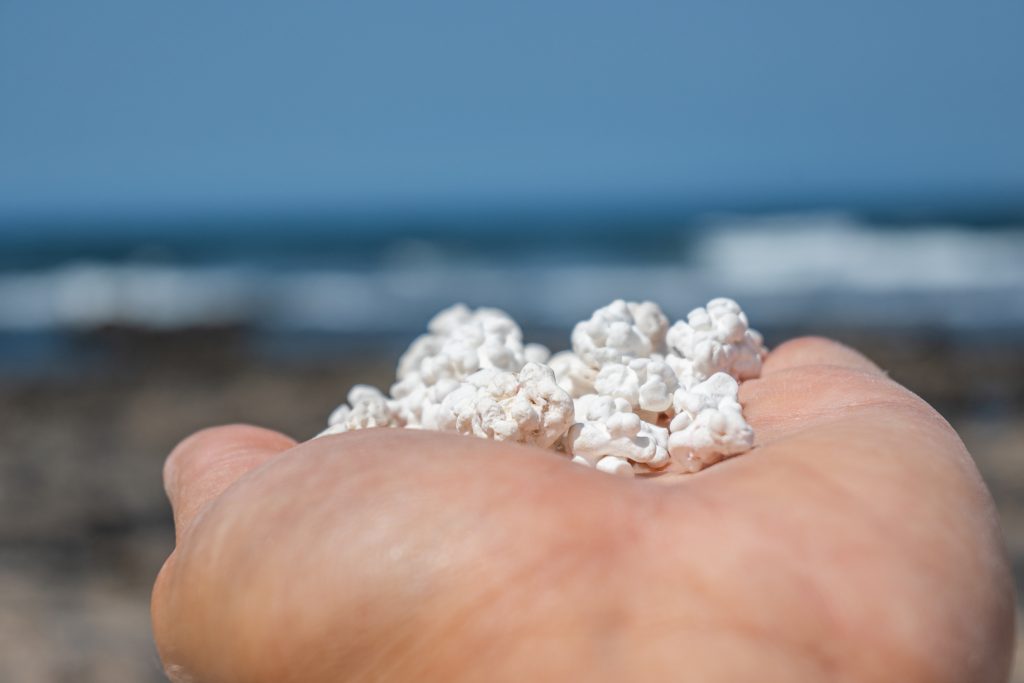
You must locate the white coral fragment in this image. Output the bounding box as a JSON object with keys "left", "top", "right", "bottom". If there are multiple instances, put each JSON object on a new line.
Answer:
{"left": 388, "top": 375, "right": 461, "bottom": 430}
{"left": 548, "top": 350, "right": 597, "bottom": 398}
{"left": 321, "top": 298, "right": 763, "bottom": 477}
{"left": 319, "top": 385, "right": 400, "bottom": 436}
{"left": 571, "top": 299, "right": 669, "bottom": 368}
{"left": 397, "top": 304, "right": 528, "bottom": 381}
{"left": 594, "top": 357, "right": 679, "bottom": 414}
{"left": 524, "top": 342, "right": 552, "bottom": 364}
{"left": 668, "top": 373, "right": 754, "bottom": 472}
{"left": 595, "top": 455, "right": 635, "bottom": 477}
{"left": 389, "top": 304, "right": 535, "bottom": 428}
{"left": 565, "top": 394, "right": 670, "bottom": 476}
{"left": 434, "top": 363, "right": 575, "bottom": 448}
{"left": 665, "top": 297, "right": 767, "bottom": 382}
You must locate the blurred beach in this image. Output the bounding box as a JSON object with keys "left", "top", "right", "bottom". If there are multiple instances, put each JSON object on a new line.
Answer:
{"left": 1, "top": 214, "right": 1023, "bottom": 681}
{"left": 4, "top": 0, "right": 1024, "bottom": 675}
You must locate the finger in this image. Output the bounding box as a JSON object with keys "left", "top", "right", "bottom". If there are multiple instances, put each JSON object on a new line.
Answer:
{"left": 761, "top": 336, "right": 885, "bottom": 377}
{"left": 740, "top": 337, "right": 918, "bottom": 446}
{"left": 164, "top": 424, "right": 296, "bottom": 540}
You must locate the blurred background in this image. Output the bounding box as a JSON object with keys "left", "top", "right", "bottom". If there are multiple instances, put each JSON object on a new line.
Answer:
{"left": 2, "top": 1, "right": 1023, "bottom": 680}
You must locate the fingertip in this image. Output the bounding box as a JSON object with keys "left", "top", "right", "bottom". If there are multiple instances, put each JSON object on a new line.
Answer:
{"left": 762, "top": 336, "right": 884, "bottom": 377}
{"left": 164, "top": 424, "right": 296, "bottom": 538}
{"left": 164, "top": 424, "right": 295, "bottom": 493}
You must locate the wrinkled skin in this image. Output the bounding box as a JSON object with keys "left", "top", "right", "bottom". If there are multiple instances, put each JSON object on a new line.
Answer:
{"left": 152, "top": 338, "right": 1015, "bottom": 682}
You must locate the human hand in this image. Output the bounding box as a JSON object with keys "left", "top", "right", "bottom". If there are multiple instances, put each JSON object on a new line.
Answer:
{"left": 152, "top": 337, "right": 1015, "bottom": 682}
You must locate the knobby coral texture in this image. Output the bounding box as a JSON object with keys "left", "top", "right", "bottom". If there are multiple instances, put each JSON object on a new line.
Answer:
{"left": 320, "top": 299, "right": 767, "bottom": 477}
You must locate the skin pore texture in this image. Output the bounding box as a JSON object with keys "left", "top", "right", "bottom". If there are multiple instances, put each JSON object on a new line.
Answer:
{"left": 151, "top": 337, "right": 1016, "bottom": 683}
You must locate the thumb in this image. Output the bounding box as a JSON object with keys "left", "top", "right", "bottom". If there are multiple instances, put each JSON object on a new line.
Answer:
{"left": 163, "top": 424, "right": 296, "bottom": 542}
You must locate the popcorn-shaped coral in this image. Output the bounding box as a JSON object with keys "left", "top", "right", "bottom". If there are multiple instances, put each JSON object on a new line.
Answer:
{"left": 425, "top": 302, "right": 475, "bottom": 335}
{"left": 565, "top": 394, "right": 670, "bottom": 475}
{"left": 433, "top": 362, "right": 575, "bottom": 449}
{"left": 439, "top": 311, "right": 526, "bottom": 375}
{"left": 388, "top": 376, "right": 461, "bottom": 429}
{"left": 391, "top": 304, "right": 541, "bottom": 428}
{"left": 594, "top": 357, "right": 679, "bottom": 414}
{"left": 659, "top": 353, "right": 702, "bottom": 391}
{"left": 665, "top": 297, "right": 766, "bottom": 382}
{"left": 395, "top": 333, "right": 445, "bottom": 382}
{"left": 571, "top": 300, "right": 669, "bottom": 369}
{"left": 321, "top": 298, "right": 763, "bottom": 478}
{"left": 524, "top": 342, "right": 552, "bottom": 365}
{"left": 397, "top": 304, "right": 529, "bottom": 381}
{"left": 548, "top": 350, "right": 597, "bottom": 398}
{"left": 320, "top": 385, "right": 400, "bottom": 436}
{"left": 668, "top": 373, "right": 754, "bottom": 472}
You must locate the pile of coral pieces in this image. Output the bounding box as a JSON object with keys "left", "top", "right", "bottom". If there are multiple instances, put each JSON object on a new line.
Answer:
{"left": 320, "top": 298, "right": 767, "bottom": 477}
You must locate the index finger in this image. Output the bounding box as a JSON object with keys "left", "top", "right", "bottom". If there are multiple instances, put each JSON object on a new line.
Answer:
{"left": 739, "top": 337, "right": 914, "bottom": 447}
{"left": 761, "top": 336, "right": 886, "bottom": 378}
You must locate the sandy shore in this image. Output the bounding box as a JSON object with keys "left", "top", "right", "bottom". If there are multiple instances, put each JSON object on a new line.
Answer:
{"left": 1, "top": 328, "right": 1021, "bottom": 681}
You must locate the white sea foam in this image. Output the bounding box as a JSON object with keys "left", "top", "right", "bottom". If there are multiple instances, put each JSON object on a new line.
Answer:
{"left": 694, "top": 213, "right": 1024, "bottom": 292}
{"left": 0, "top": 215, "right": 1022, "bottom": 333}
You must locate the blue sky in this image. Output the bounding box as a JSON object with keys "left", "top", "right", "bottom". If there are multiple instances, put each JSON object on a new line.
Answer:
{"left": 2, "top": 1, "right": 1023, "bottom": 228}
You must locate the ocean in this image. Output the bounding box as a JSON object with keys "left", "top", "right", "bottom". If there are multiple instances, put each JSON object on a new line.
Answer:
{"left": 1, "top": 212, "right": 1023, "bottom": 375}
{"left": 3, "top": 212, "right": 1024, "bottom": 683}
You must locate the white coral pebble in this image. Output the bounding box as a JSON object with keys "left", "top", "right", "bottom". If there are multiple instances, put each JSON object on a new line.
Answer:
{"left": 389, "top": 375, "right": 461, "bottom": 430}
{"left": 594, "top": 357, "right": 678, "bottom": 414}
{"left": 397, "top": 304, "right": 530, "bottom": 381}
{"left": 390, "top": 304, "right": 546, "bottom": 428}
{"left": 548, "top": 350, "right": 597, "bottom": 398}
{"left": 320, "top": 385, "right": 400, "bottom": 436}
{"left": 668, "top": 373, "right": 754, "bottom": 472}
{"left": 321, "top": 298, "right": 763, "bottom": 478}
{"left": 571, "top": 299, "right": 669, "bottom": 368}
{"left": 565, "top": 394, "right": 670, "bottom": 476}
{"left": 665, "top": 297, "right": 766, "bottom": 381}
{"left": 434, "top": 363, "right": 575, "bottom": 448}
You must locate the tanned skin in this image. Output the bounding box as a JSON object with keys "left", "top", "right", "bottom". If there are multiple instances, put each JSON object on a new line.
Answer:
{"left": 152, "top": 337, "right": 1015, "bottom": 682}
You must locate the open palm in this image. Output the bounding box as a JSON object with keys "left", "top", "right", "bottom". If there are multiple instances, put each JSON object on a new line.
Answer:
{"left": 152, "top": 337, "right": 1015, "bottom": 682}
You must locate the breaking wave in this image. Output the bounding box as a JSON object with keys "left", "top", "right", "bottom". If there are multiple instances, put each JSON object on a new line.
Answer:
{"left": 1, "top": 214, "right": 1022, "bottom": 334}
